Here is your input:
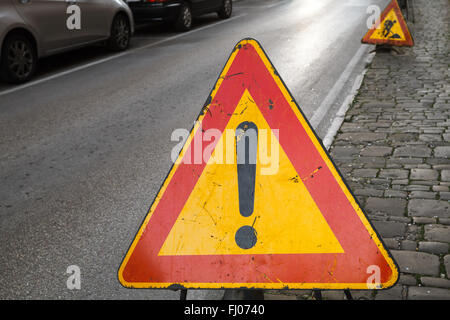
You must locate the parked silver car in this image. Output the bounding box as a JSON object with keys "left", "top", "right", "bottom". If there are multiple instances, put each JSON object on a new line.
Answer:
{"left": 0, "top": 0, "right": 134, "bottom": 83}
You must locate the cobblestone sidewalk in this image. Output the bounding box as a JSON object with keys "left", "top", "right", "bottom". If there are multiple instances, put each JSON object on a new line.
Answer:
{"left": 265, "top": 0, "right": 449, "bottom": 300}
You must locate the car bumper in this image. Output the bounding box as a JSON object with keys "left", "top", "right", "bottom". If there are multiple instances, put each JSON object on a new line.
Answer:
{"left": 127, "top": 1, "right": 182, "bottom": 23}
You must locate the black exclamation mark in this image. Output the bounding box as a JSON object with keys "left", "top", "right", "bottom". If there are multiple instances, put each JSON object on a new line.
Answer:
{"left": 235, "top": 121, "right": 258, "bottom": 250}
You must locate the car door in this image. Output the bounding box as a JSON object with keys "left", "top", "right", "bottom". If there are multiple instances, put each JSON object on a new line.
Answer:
{"left": 12, "top": 0, "right": 74, "bottom": 55}
{"left": 199, "top": 0, "right": 222, "bottom": 13}
{"left": 71, "top": 0, "right": 114, "bottom": 44}
{"left": 189, "top": 0, "right": 209, "bottom": 15}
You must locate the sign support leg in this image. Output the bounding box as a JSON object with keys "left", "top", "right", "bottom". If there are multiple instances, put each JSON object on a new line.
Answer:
{"left": 180, "top": 289, "right": 187, "bottom": 300}
{"left": 313, "top": 289, "right": 353, "bottom": 300}
{"left": 223, "top": 289, "right": 264, "bottom": 300}
{"left": 370, "top": 44, "right": 401, "bottom": 55}
{"left": 313, "top": 289, "right": 322, "bottom": 300}
{"left": 344, "top": 289, "right": 353, "bottom": 300}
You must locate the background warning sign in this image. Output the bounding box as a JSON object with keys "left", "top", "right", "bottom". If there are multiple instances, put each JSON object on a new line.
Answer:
{"left": 362, "top": 0, "right": 414, "bottom": 46}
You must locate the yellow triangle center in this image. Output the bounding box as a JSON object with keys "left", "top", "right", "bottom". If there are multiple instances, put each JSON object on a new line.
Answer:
{"left": 370, "top": 9, "right": 406, "bottom": 41}
{"left": 159, "top": 91, "right": 344, "bottom": 255}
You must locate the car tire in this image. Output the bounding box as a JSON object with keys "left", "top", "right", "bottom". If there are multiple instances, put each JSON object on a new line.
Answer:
{"left": 108, "top": 13, "right": 131, "bottom": 52}
{"left": 218, "top": 0, "right": 232, "bottom": 19}
{"left": 0, "top": 33, "right": 37, "bottom": 84}
{"left": 174, "top": 2, "right": 193, "bottom": 32}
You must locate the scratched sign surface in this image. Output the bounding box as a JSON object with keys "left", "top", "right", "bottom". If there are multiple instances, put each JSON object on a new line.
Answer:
{"left": 362, "top": 0, "right": 414, "bottom": 47}
{"left": 118, "top": 39, "right": 398, "bottom": 289}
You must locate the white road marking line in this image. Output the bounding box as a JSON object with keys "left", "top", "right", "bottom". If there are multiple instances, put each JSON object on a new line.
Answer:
{"left": 265, "top": 0, "right": 288, "bottom": 9}
{"left": 236, "top": 0, "right": 288, "bottom": 9}
{"left": 0, "top": 53, "right": 129, "bottom": 98}
{"left": 310, "top": 44, "right": 370, "bottom": 129}
{"left": 322, "top": 51, "right": 376, "bottom": 150}
{"left": 0, "top": 13, "right": 247, "bottom": 98}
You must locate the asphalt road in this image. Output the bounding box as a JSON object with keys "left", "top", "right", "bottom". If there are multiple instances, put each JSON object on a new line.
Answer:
{"left": 0, "top": 0, "right": 386, "bottom": 299}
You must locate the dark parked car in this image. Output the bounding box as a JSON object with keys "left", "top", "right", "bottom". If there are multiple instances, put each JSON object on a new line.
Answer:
{"left": 0, "top": 0, "right": 134, "bottom": 84}
{"left": 127, "top": 0, "right": 232, "bottom": 31}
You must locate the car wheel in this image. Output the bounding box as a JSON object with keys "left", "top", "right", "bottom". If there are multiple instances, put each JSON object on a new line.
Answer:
{"left": 174, "top": 2, "right": 193, "bottom": 32}
{"left": 218, "top": 0, "right": 232, "bottom": 19}
{"left": 0, "top": 34, "right": 37, "bottom": 84}
{"left": 108, "top": 14, "right": 131, "bottom": 51}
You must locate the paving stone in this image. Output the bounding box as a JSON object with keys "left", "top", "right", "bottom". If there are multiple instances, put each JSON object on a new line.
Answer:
{"left": 378, "top": 169, "right": 409, "bottom": 179}
{"left": 419, "top": 134, "right": 442, "bottom": 142}
{"left": 413, "top": 217, "right": 436, "bottom": 224}
{"left": 428, "top": 158, "right": 450, "bottom": 166}
{"left": 353, "top": 169, "right": 378, "bottom": 178}
{"left": 374, "top": 284, "right": 405, "bottom": 300}
{"left": 386, "top": 163, "right": 402, "bottom": 169}
{"left": 443, "top": 133, "right": 450, "bottom": 141}
{"left": 389, "top": 133, "right": 418, "bottom": 142}
{"left": 358, "top": 157, "right": 386, "bottom": 168}
{"left": 372, "top": 221, "right": 406, "bottom": 238}
{"left": 389, "top": 216, "right": 411, "bottom": 223}
{"left": 369, "top": 178, "right": 390, "bottom": 187}
{"left": 405, "top": 185, "right": 430, "bottom": 191}
{"left": 331, "top": 146, "right": 359, "bottom": 158}
{"left": 383, "top": 238, "right": 400, "bottom": 249}
{"left": 337, "top": 132, "right": 387, "bottom": 143}
{"left": 366, "top": 198, "right": 406, "bottom": 216}
{"left": 391, "top": 250, "right": 440, "bottom": 276}
{"left": 418, "top": 241, "right": 449, "bottom": 254}
{"left": 392, "top": 179, "right": 409, "bottom": 185}
{"left": 320, "top": 290, "right": 344, "bottom": 300}
{"left": 409, "top": 180, "right": 437, "bottom": 186}
{"left": 433, "top": 185, "right": 449, "bottom": 192}
{"left": 442, "top": 170, "right": 450, "bottom": 181}
{"left": 423, "top": 128, "right": 444, "bottom": 134}
{"left": 264, "top": 293, "right": 297, "bottom": 300}
{"left": 339, "top": 123, "right": 367, "bottom": 133}
{"left": 405, "top": 224, "right": 420, "bottom": 241}
{"left": 420, "top": 277, "right": 450, "bottom": 289}
{"left": 409, "top": 191, "right": 436, "bottom": 199}
{"left": 440, "top": 192, "right": 450, "bottom": 200}
{"left": 394, "top": 146, "right": 431, "bottom": 158}
{"left": 293, "top": 290, "right": 313, "bottom": 300}
{"left": 348, "top": 290, "right": 374, "bottom": 300}
{"left": 368, "top": 214, "right": 388, "bottom": 222}
{"left": 401, "top": 240, "right": 417, "bottom": 251}
{"left": 408, "top": 199, "right": 450, "bottom": 218}
{"left": 407, "top": 286, "right": 450, "bottom": 300}
{"left": 410, "top": 169, "right": 439, "bottom": 180}
{"left": 435, "top": 146, "right": 450, "bottom": 158}
{"left": 390, "top": 158, "right": 424, "bottom": 165}
{"left": 354, "top": 188, "right": 384, "bottom": 197}
{"left": 385, "top": 190, "right": 407, "bottom": 198}
{"left": 398, "top": 274, "right": 417, "bottom": 286}
{"left": 415, "top": 164, "right": 433, "bottom": 169}
{"left": 424, "top": 224, "right": 450, "bottom": 243}
{"left": 363, "top": 102, "right": 396, "bottom": 109}
{"left": 360, "top": 146, "right": 393, "bottom": 157}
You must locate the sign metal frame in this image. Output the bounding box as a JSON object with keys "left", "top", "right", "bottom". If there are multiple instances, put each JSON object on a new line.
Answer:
{"left": 118, "top": 38, "right": 399, "bottom": 290}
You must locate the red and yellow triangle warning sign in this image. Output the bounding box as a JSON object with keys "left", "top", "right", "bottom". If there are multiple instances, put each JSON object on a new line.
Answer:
{"left": 118, "top": 39, "right": 398, "bottom": 290}
{"left": 362, "top": 0, "right": 414, "bottom": 46}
